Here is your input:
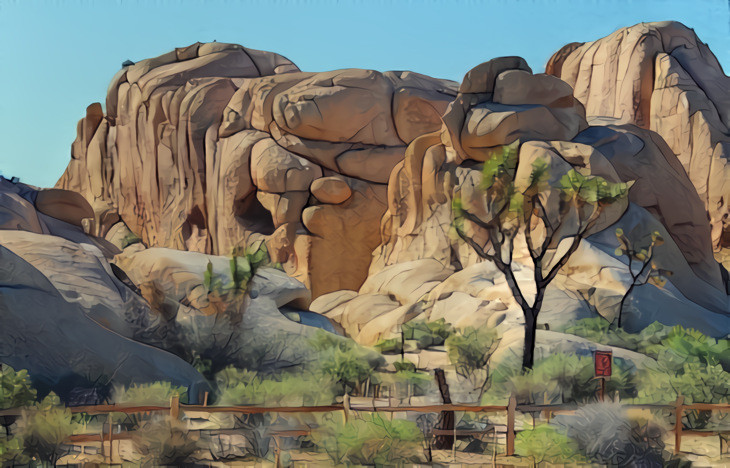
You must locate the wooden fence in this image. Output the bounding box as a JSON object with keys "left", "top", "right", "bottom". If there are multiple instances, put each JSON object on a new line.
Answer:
{"left": 1, "top": 395, "right": 729, "bottom": 463}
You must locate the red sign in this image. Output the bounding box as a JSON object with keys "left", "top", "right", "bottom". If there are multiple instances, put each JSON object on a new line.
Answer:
{"left": 594, "top": 350, "right": 612, "bottom": 377}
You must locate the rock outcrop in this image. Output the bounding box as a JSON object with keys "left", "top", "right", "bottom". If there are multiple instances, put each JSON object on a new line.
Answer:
{"left": 48, "top": 24, "right": 730, "bottom": 376}
{"left": 0, "top": 177, "right": 329, "bottom": 400}
{"left": 314, "top": 56, "right": 730, "bottom": 347}
{"left": 546, "top": 21, "right": 730, "bottom": 250}
{"left": 57, "top": 44, "right": 458, "bottom": 300}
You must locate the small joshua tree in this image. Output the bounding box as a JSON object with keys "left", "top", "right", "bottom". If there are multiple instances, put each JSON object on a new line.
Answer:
{"left": 453, "top": 143, "right": 628, "bottom": 369}
{"left": 614, "top": 228, "right": 671, "bottom": 328}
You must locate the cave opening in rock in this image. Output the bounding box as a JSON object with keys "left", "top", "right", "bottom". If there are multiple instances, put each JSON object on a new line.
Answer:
{"left": 234, "top": 192, "right": 276, "bottom": 236}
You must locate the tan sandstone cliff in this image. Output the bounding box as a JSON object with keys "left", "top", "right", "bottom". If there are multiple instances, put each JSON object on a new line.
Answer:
{"left": 547, "top": 21, "right": 730, "bottom": 251}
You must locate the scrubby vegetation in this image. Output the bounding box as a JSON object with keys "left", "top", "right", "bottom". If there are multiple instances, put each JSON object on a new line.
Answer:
{"left": 112, "top": 381, "right": 188, "bottom": 406}
{"left": 1, "top": 317, "right": 728, "bottom": 466}
{"left": 18, "top": 393, "right": 80, "bottom": 466}
{"left": 0, "top": 365, "right": 36, "bottom": 410}
{"left": 515, "top": 424, "right": 583, "bottom": 466}
{"left": 133, "top": 415, "right": 201, "bottom": 466}
{"left": 310, "top": 413, "right": 425, "bottom": 466}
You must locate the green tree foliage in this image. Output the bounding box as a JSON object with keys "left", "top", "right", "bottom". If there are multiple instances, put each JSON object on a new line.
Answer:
{"left": 614, "top": 228, "right": 672, "bottom": 327}
{"left": 0, "top": 365, "right": 36, "bottom": 409}
{"left": 215, "top": 368, "right": 337, "bottom": 406}
{"left": 488, "top": 353, "right": 637, "bottom": 404}
{"left": 516, "top": 424, "right": 582, "bottom": 466}
{"left": 311, "top": 413, "right": 425, "bottom": 466}
{"left": 203, "top": 241, "right": 271, "bottom": 296}
{"left": 445, "top": 326, "right": 499, "bottom": 399}
{"left": 402, "top": 318, "right": 453, "bottom": 349}
{"left": 19, "top": 393, "right": 79, "bottom": 466}
{"left": 309, "top": 331, "right": 384, "bottom": 395}
{"left": 133, "top": 415, "right": 201, "bottom": 466}
{"left": 564, "top": 318, "right": 730, "bottom": 427}
{"left": 0, "top": 435, "right": 26, "bottom": 466}
{"left": 452, "top": 143, "right": 629, "bottom": 369}
{"left": 445, "top": 326, "right": 499, "bottom": 377}
{"left": 112, "top": 381, "right": 187, "bottom": 406}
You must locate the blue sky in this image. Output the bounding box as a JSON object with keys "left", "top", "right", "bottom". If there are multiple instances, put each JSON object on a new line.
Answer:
{"left": 1, "top": 0, "right": 728, "bottom": 187}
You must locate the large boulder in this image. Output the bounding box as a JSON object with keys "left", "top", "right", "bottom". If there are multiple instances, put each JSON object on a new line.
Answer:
{"left": 547, "top": 21, "right": 730, "bottom": 250}
{"left": 57, "top": 43, "right": 459, "bottom": 301}
{"left": 323, "top": 55, "right": 729, "bottom": 348}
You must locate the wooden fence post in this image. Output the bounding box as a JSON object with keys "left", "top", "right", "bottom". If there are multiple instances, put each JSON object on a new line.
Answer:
{"left": 170, "top": 394, "right": 180, "bottom": 420}
{"left": 343, "top": 393, "right": 351, "bottom": 423}
{"left": 107, "top": 413, "right": 113, "bottom": 464}
{"left": 433, "top": 369, "right": 454, "bottom": 450}
{"left": 674, "top": 395, "right": 684, "bottom": 454}
{"left": 506, "top": 395, "right": 516, "bottom": 456}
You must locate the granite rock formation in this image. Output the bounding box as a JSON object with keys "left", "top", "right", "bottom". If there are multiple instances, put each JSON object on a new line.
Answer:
{"left": 314, "top": 56, "right": 730, "bottom": 350}
{"left": 57, "top": 44, "right": 457, "bottom": 300}
{"left": 547, "top": 21, "right": 730, "bottom": 250}
{"left": 0, "top": 176, "right": 323, "bottom": 400}
{"left": 30, "top": 22, "right": 730, "bottom": 381}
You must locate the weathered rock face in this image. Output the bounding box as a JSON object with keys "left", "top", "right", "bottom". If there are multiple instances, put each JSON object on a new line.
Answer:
{"left": 546, "top": 21, "right": 730, "bottom": 250}
{"left": 0, "top": 178, "right": 209, "bottom": 399}
{"left": 57, "top": 44, "right": 458, "bottom": 300}
{"left": 0, "top": 177, "right": 332, "bottom": 400}
{"left": 50, "top": 25, "right": 730, "bottom": 371}
{"left": 317, "top": 56, "right": 729, "bottom": 347}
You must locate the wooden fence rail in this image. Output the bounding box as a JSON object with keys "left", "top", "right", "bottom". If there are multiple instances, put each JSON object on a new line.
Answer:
{"left": 2, "top": 395, "right": 729, "bottom": 461}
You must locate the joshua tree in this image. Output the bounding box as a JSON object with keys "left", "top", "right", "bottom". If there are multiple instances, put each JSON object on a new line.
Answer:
{"left": 453, "top": 144, "right": 628, "bottom": 370}
{"left": 614, "top": 228, "right": 671, "bottom": 328}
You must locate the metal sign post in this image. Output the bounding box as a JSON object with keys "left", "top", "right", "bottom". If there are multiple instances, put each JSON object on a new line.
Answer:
{"left": 594, "top": 350, "right": 612, "bottom": 401}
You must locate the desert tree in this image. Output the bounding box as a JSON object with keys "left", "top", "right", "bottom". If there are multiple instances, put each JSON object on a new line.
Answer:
{"left": 614, "top": 228, "right": 671, "bottom": 328}
{"left": 452, "top": 143, "right": 629, "bottom": 370}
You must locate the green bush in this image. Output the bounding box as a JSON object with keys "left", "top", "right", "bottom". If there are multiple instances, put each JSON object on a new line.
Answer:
{"left": 112, "top": 381, "right": 187, "bottom": 406}
{"left": 0, "top": 436, "right": 27, "bottom": 466}
{"left": 19, "top": 393, "right": 79, "bottom": 466}
{"left": 445, "top": 326, "right": 498, "bottom": 378}
{"left": 121, "top": 231, "right": 142, "bottom": 249}
{"left": 403, "top": 318, "right": 453, "bottom": 349}
{"left": 0, "top": 365, "right": 37, "bottom": 409}
{"left": 133, "top": 415, "right": 201, "bottom": 466}
{"left": 487, "top": 353, "right": 636, "bottom": 404}
{"left": 309, "top": 330, "right": 384, "bottom": 395}
{"left": 516, "top": 424, "right": 582, "bottom": 465}
{"left": 644, "top": 326, "right": 730, "bottom": 371}
{"left": 374, "top": 337, "right": 402, "bottom": 354}
{"left": 215, "top": 368, "right": 337, "bottom": 406}
{"left": 311, "top": 413, "right": 425, "bottom": 465}
{"left": 383, "top": 361, "right": 433, "bottom": 398}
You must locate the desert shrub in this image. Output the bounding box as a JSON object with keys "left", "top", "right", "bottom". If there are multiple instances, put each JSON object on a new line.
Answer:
{"left": 19, "top": 393, "right": 79, "bottom": 466}
{"left": 567, "top": 319, "right": 730, "bottom": 372}
{"left": 121, "top": 231, "right": 142, "bottom": 248}
{"left": 488, "top": 353, "right": 606, "bottom": 404}
{"left": 564, "top": 318, "right": 670, "bottom": 352}
{"left": 553, "top": 402, "right": 666, "bottom": 467}
{"left": 644, "top": 326, "right": 730, "bottom": 371}
{"left": 374, "top": 337, "right": 402, "bottom": 354}
{"left": 445, "top": 326, "right": 498, "bottom": 377}
{"left": 382, "top": 361, "right": 433, "bottom": 398}
{"left": 311, "top": 413, "right": 425, "bottom": 465}
{"left": 445, "top": 326, "right": 499, "bottom": 400}
{"left": 310, "top": 330, "right": 384, "bottom": 395}
{"left": 112, "top": 381, "right": 187, "bottom": 406}
{"left": 0, "top": 365, "right": 37, "bottom": 409}
{"left": 403, "top": 318, "right": 453, "bottom": 349}
{"left": 515, "top": 424, "right": 582, "bottom": 466}
{"left": 133, "top": 415, "right": 201, "bottom": 466}
{"left": 215, "top": 368, "right": 337, "bottom": 406}
{"left": 636, "top": 361, "right": 730, "bottom": 429}
{"left": 0, "top": 436, "right": 27, "bottom": 466}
